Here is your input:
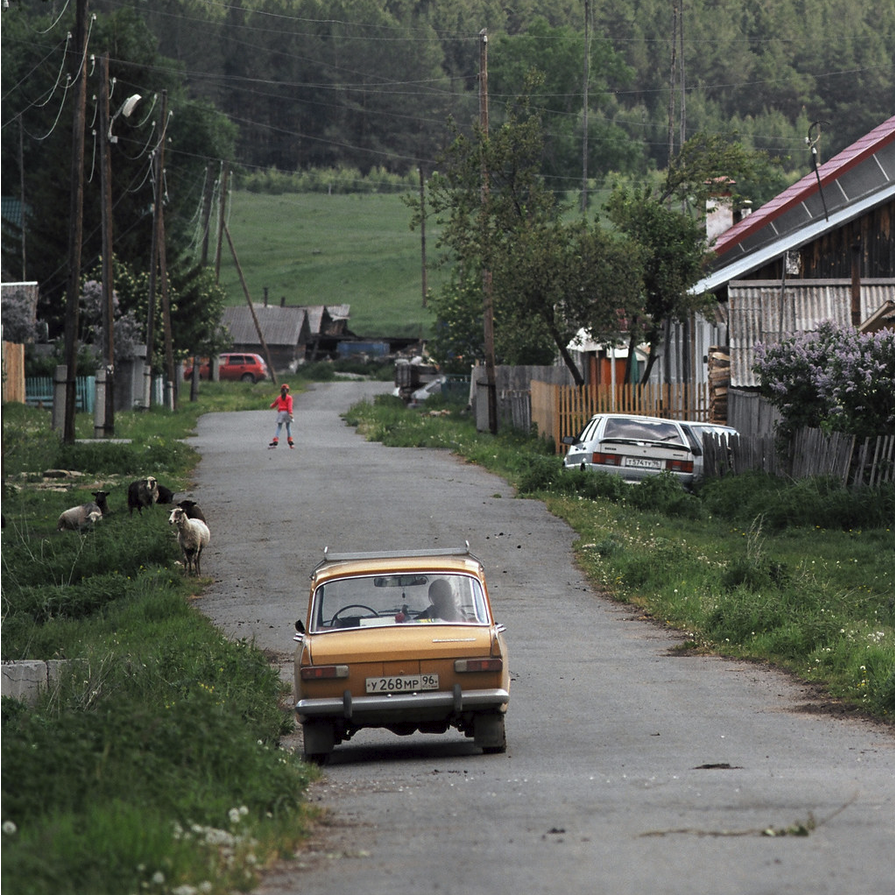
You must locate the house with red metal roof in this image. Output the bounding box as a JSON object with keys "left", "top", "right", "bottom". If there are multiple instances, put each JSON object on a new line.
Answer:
{"left": 689, "top": 115, "right": 895, "bottom": 434}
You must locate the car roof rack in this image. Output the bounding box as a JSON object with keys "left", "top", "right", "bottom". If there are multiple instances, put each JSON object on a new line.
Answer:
{"left": 316, "top": 542, "right": 477, "bottom": 569}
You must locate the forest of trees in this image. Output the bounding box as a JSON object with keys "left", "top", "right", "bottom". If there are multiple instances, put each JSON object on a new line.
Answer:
{"left": 5, "top": 1, "right": 894, "bottom": 193}
{"left": 2, "top": 0, "right": 893, "bottom": 350}
{"left": 84, "top": 0, "right": 895, "bottom": 179}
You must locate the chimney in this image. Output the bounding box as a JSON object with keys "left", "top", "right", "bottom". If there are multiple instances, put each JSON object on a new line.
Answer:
{"left": 705, "top": 177, "right": 736, "bottom": 242}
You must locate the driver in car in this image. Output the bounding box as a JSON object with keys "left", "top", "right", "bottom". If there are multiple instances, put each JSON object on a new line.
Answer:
{"left": 417, "top": 579, "right": 463, "bottom": 621}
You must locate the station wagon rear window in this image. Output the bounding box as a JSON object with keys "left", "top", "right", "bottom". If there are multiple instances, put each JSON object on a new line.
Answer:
{"left": 311, "top": 573, "right": 489, "bottom": 631}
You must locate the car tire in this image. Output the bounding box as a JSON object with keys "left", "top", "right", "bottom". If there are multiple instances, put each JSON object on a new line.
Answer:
{"left": 302, "top": 720, "right": 334, "bottom": 764}
{"left": 240, "top": 373, "right": 256, "bottom": 383}
{"left": 473, "top": 712, "right": 507, "bottom": 754}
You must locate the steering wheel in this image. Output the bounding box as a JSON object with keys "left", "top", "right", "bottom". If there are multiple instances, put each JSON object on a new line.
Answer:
{"left": 330, "top": 604, "right": 380, "bottom": 625}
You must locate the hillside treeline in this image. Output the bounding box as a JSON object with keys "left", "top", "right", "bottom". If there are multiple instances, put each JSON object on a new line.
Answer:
{"left": 2, "top": 0, "right": 893, "bottom": 322}
{"left": 92, "top": 0, "right": 894, "bottom": 183}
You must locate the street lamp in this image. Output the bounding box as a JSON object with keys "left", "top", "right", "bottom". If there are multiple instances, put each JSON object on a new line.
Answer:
{"left": 98, "top": 52, "right": 141, "bottom": 436}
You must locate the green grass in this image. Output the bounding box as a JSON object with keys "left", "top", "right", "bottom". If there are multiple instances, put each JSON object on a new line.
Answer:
{"left": 219, "top": 191, "right": 444, "bottom": 339}
{"left": 346, "top": 396, "right": 895, "bottom": 719}
{"left": 1, "top": 392, "right": 321, "bottom": 895}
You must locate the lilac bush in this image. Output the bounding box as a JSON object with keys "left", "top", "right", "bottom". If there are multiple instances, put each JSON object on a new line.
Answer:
{"left": 1, "top": 288, "right": 39, "bottom": 343}
{"left": 754, "top": 320, "right": 895, "bottom": 438}
{"left": 80, "top": 279, "right": 143, "bottom": 367}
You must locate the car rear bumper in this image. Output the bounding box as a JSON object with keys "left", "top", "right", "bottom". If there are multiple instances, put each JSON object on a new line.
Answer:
{"left": 296, "top": 686, "right": 509, "bottom": 721}
{"left": 563, "top": 460, "right": 694, "bottom": 487}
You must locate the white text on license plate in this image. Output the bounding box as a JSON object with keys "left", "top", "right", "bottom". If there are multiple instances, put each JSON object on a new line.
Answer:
{"left": 366, "top": 674, "right": 439, "bottom": 694}
{"left": 623, "top": 457, "right": 662, "bottom": 469}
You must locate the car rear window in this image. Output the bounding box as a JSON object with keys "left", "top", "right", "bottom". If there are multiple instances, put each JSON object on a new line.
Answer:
{"left": 603, "top": 417, "right": 684, "bottom": 444}
{"left": 310, "top": 573, "right": 490, "bottom": 631}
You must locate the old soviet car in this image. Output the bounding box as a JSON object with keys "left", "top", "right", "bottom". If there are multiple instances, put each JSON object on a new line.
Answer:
{"left": 562, "top": 413, "right": 699, "bottom": 489}
{"left": 294, "top": 546, "right": 509, "bottom": 763}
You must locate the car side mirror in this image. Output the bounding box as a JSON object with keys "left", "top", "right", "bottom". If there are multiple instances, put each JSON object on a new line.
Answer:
{"left": 561, "top": 435, "right": 577, "bottom": 446}
{"left": 294, "top": 619, "right": 305, "bottom": 642}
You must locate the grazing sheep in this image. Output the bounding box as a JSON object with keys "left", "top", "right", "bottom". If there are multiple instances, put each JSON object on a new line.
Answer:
{"left": 177, "top": 499, "right": 207, "bottom": 523}
{"left": 127, "top": 476, "right": 159, "bottom": 515}
{"left": 168, "top": 506, "right": 210, "bottom": 576}
{"left": 156, "top": 484, "right": 175, "bottom": 505}
{"left": 57, "top": 502, "right": 103, "bottom": 532}
{"left": 91, "top": 490, "right": 111, "bottom": 516}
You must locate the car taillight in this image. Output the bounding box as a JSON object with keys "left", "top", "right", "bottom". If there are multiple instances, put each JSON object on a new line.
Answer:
{"left": 300, "top": 665, "right": 349, "bottom": 680}
{"left": 454, "top": 658, "right": 503, "bottom": 673}
{"left": 666, "top": 459, "right": 694, "bottom": 473}
{"left": 592, "top": 451, "right": 620, "bottom": 466}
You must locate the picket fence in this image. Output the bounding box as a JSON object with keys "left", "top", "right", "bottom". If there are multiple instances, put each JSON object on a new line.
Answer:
{"left": 531, "top": 380, "right": 711, "bottom": 447}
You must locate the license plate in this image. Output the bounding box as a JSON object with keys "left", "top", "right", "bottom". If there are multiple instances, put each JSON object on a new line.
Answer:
{"left": 623, "top": 457, "right": 662, "bottom": 469}
{"left": 366, "top": 674, "right": 439, "bottom": 694}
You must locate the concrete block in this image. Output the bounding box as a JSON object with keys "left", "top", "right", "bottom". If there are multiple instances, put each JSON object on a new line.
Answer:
{"left": 2, "top": 660, "right": 49, "bottom": 705}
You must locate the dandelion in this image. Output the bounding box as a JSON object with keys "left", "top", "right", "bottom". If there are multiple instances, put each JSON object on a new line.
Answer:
{"left": 2, "top": 821, "right": 17, "bottom": 835}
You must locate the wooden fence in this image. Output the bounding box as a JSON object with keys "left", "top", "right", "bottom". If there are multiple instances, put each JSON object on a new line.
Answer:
{"left": 702, "top": 429, "right": 895, "bottom": 487}
{"left": 2, "top": 341, "right": 25, "bottom": 404}
{"left": 532, "top": 379, "right": 711, "bottom": 448}
{"left": 527, "top": 377, "right": 893, "bottom": 488}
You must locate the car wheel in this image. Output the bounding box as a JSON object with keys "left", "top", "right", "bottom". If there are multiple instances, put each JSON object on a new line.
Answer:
{"left": 240, "top": 373, "right": 256, "bottom": 383}
{"left": 473, "top": 713, "right": 506, "bottom": 754}
{"left": 301, "top": 720, "right": 334, "bottom": 764}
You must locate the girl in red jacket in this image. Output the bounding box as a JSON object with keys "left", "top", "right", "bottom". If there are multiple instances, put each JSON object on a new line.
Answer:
{"left": 269, "top": 383, "right": 294, "bottom": 448}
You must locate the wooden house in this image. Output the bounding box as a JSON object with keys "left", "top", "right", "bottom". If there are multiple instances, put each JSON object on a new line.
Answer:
{"left": 690, "top": 114, "right": 895, "bottom": 434}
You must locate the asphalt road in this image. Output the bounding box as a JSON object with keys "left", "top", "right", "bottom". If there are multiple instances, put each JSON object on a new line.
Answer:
{"left": 190, "top": 380, "right": 895, "bottom": 895}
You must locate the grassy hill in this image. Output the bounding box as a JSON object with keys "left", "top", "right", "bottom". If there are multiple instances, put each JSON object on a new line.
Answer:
{"left": 217, "top": 191, "right": 446, "bottom": 340}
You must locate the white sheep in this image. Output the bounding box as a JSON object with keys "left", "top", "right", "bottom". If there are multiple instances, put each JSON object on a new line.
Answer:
{"left": 57, "top": 503, "right": 103, "bottom": 532}
{"left": 168, "top": 506, "right": 210, "bottom": 576}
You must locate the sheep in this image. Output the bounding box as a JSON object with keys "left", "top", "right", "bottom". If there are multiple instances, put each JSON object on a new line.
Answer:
{"left": 91, "top": 490, "right": 111, "bottom": 516}
{"left": 176, "top": 499, "right": 207, "bottom": 523}
{"left": 127, "top": 476, "right": 159, "bottom": 515}
{"left": 57, "top": 502, "right": 103, "bottom": 532}
{"left": 168, "top": 506, "right": 210, "bottom": 576}
{"left": 156, "top": 484, "right": 176, "bottom": 505}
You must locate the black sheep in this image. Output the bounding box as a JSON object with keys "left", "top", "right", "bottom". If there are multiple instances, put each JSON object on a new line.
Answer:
{"left": 127, "top": 476, "right": 159, "bottom": 515}
{"left": 156, "top": 484, "right": 175, "bottom": 504}
{"left": 177, "top": 499, "right": 207, "bottom": 523}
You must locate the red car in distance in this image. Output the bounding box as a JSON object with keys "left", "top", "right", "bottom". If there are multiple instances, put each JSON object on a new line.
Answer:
{"left": 183, "top": 353, "right": 269, "bottom": 383}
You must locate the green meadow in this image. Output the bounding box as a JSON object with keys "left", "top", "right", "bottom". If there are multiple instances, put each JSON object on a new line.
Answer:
{"left": 217, "top": 191, "right": 445, "bottom": 339}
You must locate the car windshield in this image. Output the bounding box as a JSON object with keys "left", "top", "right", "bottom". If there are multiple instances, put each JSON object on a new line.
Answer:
{"left": 310, "top": 573, "right": 490, "bottom": 631}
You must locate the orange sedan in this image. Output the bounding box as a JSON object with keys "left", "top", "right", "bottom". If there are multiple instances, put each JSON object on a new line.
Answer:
{"left": 294, "top": 546, "right": 510, "bottom": 763}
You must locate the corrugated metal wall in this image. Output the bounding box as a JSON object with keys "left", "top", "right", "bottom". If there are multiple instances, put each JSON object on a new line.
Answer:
{"left": 728, "top": 279, "right": 895, "bottom": 387}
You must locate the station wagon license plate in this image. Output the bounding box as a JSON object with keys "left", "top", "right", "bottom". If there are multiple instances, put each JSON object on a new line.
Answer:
{"left": 623, "top": 457, "right": 662, "bottom": 469}
{"left": 366, "top": 674, "right": 439, "bottom": 694}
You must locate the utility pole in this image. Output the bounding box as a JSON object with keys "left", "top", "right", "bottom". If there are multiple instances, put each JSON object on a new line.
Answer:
{"left": 18, "top": 115, "right": 27, "bottom": 279}
{"left": 480, "top": 29, "right": 498, "bottom": 436}
{"left": 215, "top": 164, "right": 229, "bottom": 282}
{"left": 145, "top": 91, "right": 168, "bottom": 409}
{"left": 99, "top": 53, "right": 115, "bottom": 436}
{"left": 418, "top": 167, "right": 428, "bottom": 307}
{"left": 581, "top": 0, "right": 590, "bottom": 214}
{"left": 224, "top": 222, "right": 278, "bottom": 386}
{"left": 667, "top": 1, "right": 678, "bottom": 165}
{"left": 200, "top": 161, "right": 215, "bottom": 267}
{"left": 63, "top": 0, "right": 89, "bottom": 444}
{"left": 145, "top": 90, "right": 175, "bottom": 409}
{"left": 154, "top": 91, "right": 177, "bottom": 409}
